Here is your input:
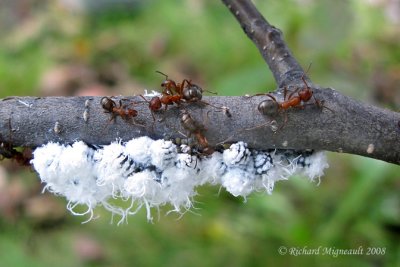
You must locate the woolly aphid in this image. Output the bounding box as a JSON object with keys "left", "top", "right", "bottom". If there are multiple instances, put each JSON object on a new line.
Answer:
{"left": 31, "top": 137, "right": 329, "bottom": 222}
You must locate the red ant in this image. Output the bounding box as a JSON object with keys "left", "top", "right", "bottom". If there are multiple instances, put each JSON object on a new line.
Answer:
{"left": 261, "top": 75, "right": 321, "bottom": 112}
{"left": 264, "top": 63, "right": 333, "bottom": 114}
{"left": 246, "top": 70, "right": 334, "bottom": 132}
{"left": 100, "top": 97, "right": 139, "bottom": 122}
{"left": 156, "top": 70, "right": 184, "bottom": 95}
{"left": 137, "top": 93, "right": 181, "bottom": 124}
{"left": 156, "top": 70, "right": 217, "bottom": 101}
{"left": 180, "top": 110, "right": 214, "bottom": 156}
{"left": 156, "top": 71, "right": 228, "bottom": 113}
{"left": 138, "top": 95, "right": 162, "bottom": 122}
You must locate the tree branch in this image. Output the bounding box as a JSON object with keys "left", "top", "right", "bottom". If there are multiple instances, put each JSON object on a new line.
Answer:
{"left": 0, "top": 94, "right": 399, "bottom": 164}
{"left": 217, "top": 0, "right": 400, "bottom": 164}
{"left": 221, "top": 0, "right": 306, "bottom": 87}
{"left": 0, "top": 0, "right": 399, "bottom": 166}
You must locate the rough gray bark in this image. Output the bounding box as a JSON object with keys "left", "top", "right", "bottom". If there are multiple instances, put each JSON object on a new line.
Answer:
{"left": 0, "top": 93, "right": 399, "bottom": 164}
{"left": 0, "top": 0, "right": 399, "bottom": 165}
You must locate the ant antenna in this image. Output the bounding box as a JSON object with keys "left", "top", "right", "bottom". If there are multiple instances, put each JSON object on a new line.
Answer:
{"left": 301, "top": 62, "right": 313, "bottom": 90}
{"left": 155, "top": 70, "right": 169, "bottom": 79}
{"left": 304, "top": 62, "right": 312, "bottom": 76}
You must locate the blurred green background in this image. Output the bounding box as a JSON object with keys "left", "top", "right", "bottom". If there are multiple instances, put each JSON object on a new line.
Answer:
{"left": 0, "top": 0, "right": 399, "bottom": 266}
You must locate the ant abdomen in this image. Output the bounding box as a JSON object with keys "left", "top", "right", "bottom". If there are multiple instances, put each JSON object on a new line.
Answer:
{"left": 101, "top": 97, "right": 115, "bottom": 111}
{"left": 149, "top": 97, "right": 162, "bottom": 111}
{"left": 258, "top": 99, "right": 278, "bottom": 115}
{"left": 183, "top": 85, "right": 203, "bottom": 102}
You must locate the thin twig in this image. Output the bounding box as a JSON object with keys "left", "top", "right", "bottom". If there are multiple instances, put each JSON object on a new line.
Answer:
{"left": 221, "top": 0, "right": 306, "bottom": 87}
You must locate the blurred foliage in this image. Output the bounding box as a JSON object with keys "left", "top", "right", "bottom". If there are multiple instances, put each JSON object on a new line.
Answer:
{"left": 0, "top": 0, "right": 399, "bottom": 266}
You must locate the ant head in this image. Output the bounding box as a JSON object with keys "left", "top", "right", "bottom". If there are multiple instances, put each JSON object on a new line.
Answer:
{"left": 298, "top": 88, "right": 313, "bottom": 102}
{"left": 156, "top": 71, "right": 171, "bottom": 87}
{"left": 160, "top": 80, "right": 168, "bottom": 87}
{"left": 129, "top": 109, "right": 138, "bottom": 117}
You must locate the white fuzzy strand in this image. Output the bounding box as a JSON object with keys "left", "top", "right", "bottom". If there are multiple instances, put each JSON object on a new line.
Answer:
{"left": 31, "top": 138, "right": 330, "bottom": 222}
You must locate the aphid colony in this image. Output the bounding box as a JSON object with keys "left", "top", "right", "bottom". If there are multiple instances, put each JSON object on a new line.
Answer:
{"left": 0, "top": 71, "right": 332, "bottom": 222}
{"left": 100, "top": 72, "right": 231, "bottom": 154}
{"left": 31, "top": 137, "right": 328, "bottom": 222}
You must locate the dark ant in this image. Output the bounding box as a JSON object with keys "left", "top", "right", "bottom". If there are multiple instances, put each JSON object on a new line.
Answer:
{"left": 100, "top": 97, "right": 139, "bottom": 122}
{"left": 0, "top": 119, "right": 32, "bottom": 167}
{"left": 0, "top": 143, "right": 32, "bottom": 166}
{"left": 182, "top": 84, "right": 203, "bottom": 102}
{"left": 181, "top": 83, "right": 231, "bottom": 117}
{"left": 180, "top": 110, "right": 214, "bottom": 156}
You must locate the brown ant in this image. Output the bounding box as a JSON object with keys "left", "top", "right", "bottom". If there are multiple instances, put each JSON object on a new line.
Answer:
{"left": 100, "top": 97, "right": 139, "bottom": 122}
{"left": 138, "top": 95, "right": 162, "bottom": 122}
{"left": 156, "top": 71, "right": 217, "bottom": 100}
{"left": 263, "top": 76, "right": 321, "bottom": 112}
{"left": 156, "top": 70, "right": 184, "bottom": 95}
{"left": 253, "top": 72, "right": 333, "bottom": 131}
{"left": 180, "top": 110, "right": 214, "bottom": 156}
{"left": 156, "top": 71, "right": 229, "bottom": 114}
{"left": 136, "top": 93, "right": 183, "bottom": 125}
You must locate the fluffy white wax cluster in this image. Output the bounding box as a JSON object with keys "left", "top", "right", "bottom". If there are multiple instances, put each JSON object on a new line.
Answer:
{"left": 31, "top": 137, "right": 328, "bottom": 222}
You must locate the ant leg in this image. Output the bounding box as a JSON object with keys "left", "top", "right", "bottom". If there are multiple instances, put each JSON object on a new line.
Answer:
{"left": 277, "top": 112, "right": 288, "bottom": 131}
{"left": 109, "top": 113, "right": 116, "bottom": 123}
{"left": 301, "top": 75, "right": 311, "bottom": 89}
{"left": 118, "top": 100, "right": 124, "bottom": 109}
{"left": 204, "top": 88, "right": 218, "bottom": 95}
{"left": 286, "top": 86, "right": 301, "bottom": 101}
{"left": 156, "top": 104, "right": 169, "bottom": 122}
{"left": 298, "top": 63, "right": 312, "bottom": 92}
{"left": 284, "top": 86, "right": 288, "bottom": 100}
{"left": 316, "top": 99, "right": 335, "bottom": 113}
{"left": 246, "top": 93, "right": 268, "bottom": 98}
{"left": 149, "top": 111, "right": 157, "bottom": 130}
{"left": 198, "top": 100, "right": 226, "bottom": 111}
{"left": 243, "top": 120, "right": 276, "bottom": 131}
{"left": 138, "top": 94, "right": 149, "bottom": 103}
{"left": 131, "top": 119, "right": 146, "bottom": 128}
{"left": 207, "top": 91, "right": 218, "bottom": 95}
{"left": 179, "top": 79, "right": 191, "bottom": 95}
{"left": 265, "top": 93, "right": 281, "bottom": 114}
{"left": 302, "top": 63, "right": 312, "bottom": 83}
{"left": 266, "top": 93, "right": 277, "bottom": 102}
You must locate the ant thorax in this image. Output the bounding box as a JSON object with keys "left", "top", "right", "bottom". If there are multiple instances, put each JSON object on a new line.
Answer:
{"left": 31, "top": 137, "right": 329, "bottom": 223}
